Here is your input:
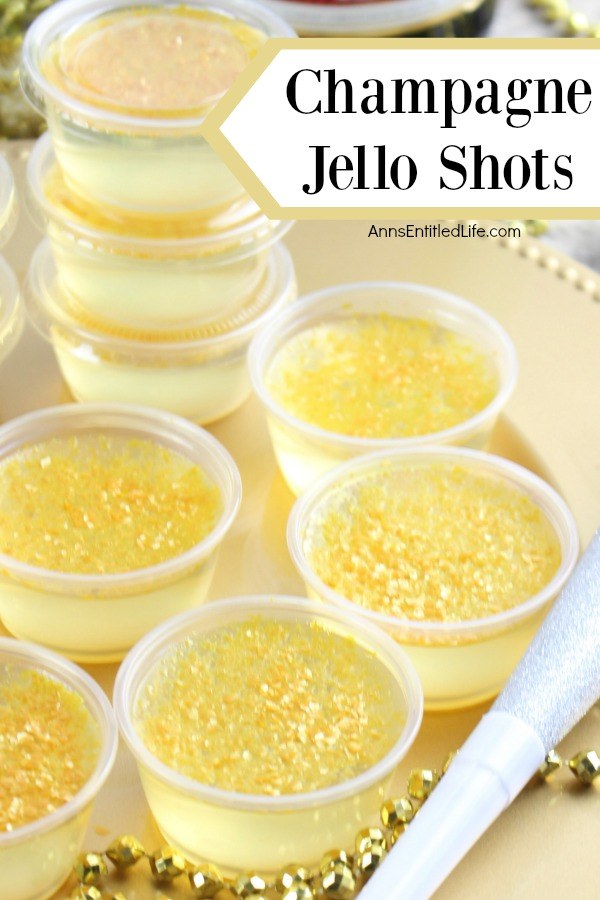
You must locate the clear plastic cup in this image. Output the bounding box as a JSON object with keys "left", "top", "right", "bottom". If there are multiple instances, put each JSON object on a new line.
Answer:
{"left": 261, "top": 0, "right": 493, "bottom": 36}
{"left": 26, "top": 134, "right": 294, "bottom": 330}
{"left": 0, "top": 255, "right": 23, "bottom": 370}
{"left": 288, "top": 447, "right": 579, "bottom": 710}
{"left": 0, "top": 404, "right": 241, "bottom": 662}
{"left": 25, "top": 239, "right": 296, "bottom": 424}
{"left": 0, "top": 154, "right": 17, "bottom": 248}
{"left": 0, "top": 153, "right": 21, "bottom": 365}
{"left": 0, "top": 638, "right": 117, "bottom": 900}
{"left": 114, "top": 596, "right": 423, "bottom": 873}
{"left": 21, "top": 0, "right": 295, "bottom": 214}
{"left": 249, "top": 282, "right": 518, "bottom": 496}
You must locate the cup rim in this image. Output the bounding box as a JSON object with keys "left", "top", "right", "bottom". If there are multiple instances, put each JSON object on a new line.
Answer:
{"left": 114, "top": 594, "right": 424, "bottom": 812}
{"left": 0, "top": 403, "right": 242, "bottom": 592}
{"left": 25, "top": 239, "right": 296, "bottom": 358}
{"left": 0, "top": 155, "right": 17, "bottom": 249}
{"left": 248, "top": 280, "right": 519, "bottom": 452}
{"left": 287, "top": 446, "right": 580, "bottom": 640}
{"left": 261, "top": 0, "right": 473, "bottom": 35}
{"left": 21, "top": 0, "right": 296, "bottom": 131}
{"left": 0, "top": 257, "right": 23, "bottom": 363}
{"left": 26, "top": 134, "right": 293, "bottom": 259}
{"left": 0, "top": 637, "right": 117, "bottom": 846}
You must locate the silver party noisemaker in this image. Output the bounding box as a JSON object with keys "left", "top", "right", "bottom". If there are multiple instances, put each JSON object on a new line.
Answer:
{"left": 358, "top": 529, "right": 600, "bottom": 900}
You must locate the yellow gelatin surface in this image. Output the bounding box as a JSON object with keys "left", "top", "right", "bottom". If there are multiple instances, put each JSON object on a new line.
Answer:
{"left": 0, "top": 435, "right": 221, "bottom": 574}
{"left": 135, "top": 616, "right": 404, "bottom": 795}
{"left": 0, "top": 667, "right": 99, "bottom": 832}
{"left": 266, "top": 316, "right": 498, "bottom": 439}
{"left": 43, "top": 8, "right": 264, "bottom": 116}
{"left": 305, "top": 464, "right": 562, "bottom": 622}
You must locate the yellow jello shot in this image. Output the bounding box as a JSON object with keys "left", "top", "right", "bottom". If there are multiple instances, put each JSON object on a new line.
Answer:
{"left": 0, "top": 639, "right": 116, "bottom": 900}
{"left": 25, "top": 239, "right": 296, "bottom": 424}
{"left": 249, "top": 282, "right": 518, "bottom": 495}
{"left": 0, "top": 404, "right": 241, "bottom": 661}
{"left": 288, "top": 448, "right": 579, "bottom": 709}
{"left": 27, "top": 135, "right": 293, "bottom": 331}
{"left": 21, "top": 0, "right": 294, "bottom": 214}
{"left": 114, "top": 596, "right": 423, "bottom": 873}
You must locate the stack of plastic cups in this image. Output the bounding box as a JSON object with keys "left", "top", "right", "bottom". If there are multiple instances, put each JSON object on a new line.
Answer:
{"left": 20, "top": 0, "right": 297, "bottom": 423}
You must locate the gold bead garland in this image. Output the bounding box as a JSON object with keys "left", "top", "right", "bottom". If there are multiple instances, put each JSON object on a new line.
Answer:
{"left": 538, "top": 749, "right": 563, "bottom": 778}
{"left": 0, "top": 0, "right": 56, "bottom": 138}
{"left": 69, "top": 747, "right": 598, "bottom": 900}
{"left": 569, "top": 750, "right": 600, "bottom": 783}
{"left": 528, "top": 0, "right": 600, "bottom": 36}
{"left": 512, "top": 220, "right": 549, "bottom": 237}
{"left": 105, "top": 835, "right": 145, "bottom": 870}
{"left": 189, "top": 864, "right": 224, "bottom": 897}
{"left": 380, "top": 796, "right": 415, "bottom": 829}
{"left": 276, "top": 867, "right": 312, "bottom": 894}
{"left": 73, "top": 854, "right": 107, "bottom": 886}
{"left": 150, "top": 846, "right": 188, "bottom": 882}
{"left": 543, "top": 749, "right": 600, "bottom": 784}
{"left": 407, "top": 767, "right": 440, "bottom": 800}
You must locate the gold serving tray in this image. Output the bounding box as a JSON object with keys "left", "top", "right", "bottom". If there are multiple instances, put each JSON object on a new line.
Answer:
{"left": 1, "top": 142, "right": 599, "bottom": 898}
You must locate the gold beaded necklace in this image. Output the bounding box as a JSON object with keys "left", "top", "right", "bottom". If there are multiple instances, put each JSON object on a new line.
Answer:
{"left": 528, "top": 0, "right": 600, "bottom": 35}
{"left": 69, "top": 747, "right": 599, "bottom": 900}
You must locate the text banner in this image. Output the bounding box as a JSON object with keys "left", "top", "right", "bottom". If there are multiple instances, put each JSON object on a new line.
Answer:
{"left": 203, "top": 40, "right": 600, "bottom": 219}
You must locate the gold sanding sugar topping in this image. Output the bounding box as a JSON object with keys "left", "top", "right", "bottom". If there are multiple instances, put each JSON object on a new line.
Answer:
{"left": 43, "top": 8, "right": 264, "bottom": 116}
{"left": 0, "top": 667, "right": 99, "bottom": 832}
{"left": 135, "top": 616, "right": 403, "bottom": 795}
{"left": 266, "top": 316, "right": 498, "bottom": 439}
{"left": 0, "top": 434, "right": 221, "bottom": 574}
{"left": 305, "top": 464, "right": 562, "bottom": 623}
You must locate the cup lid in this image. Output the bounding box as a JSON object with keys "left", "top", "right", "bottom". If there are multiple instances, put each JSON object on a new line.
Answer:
{"left": 26, "top": 134, "right": 293, "bottom": 261}
{"left": 25, "top": 238, "right": 296, "bottom": 361}
{"left": 0, "top": 155, "right": 17, "bottom": 249}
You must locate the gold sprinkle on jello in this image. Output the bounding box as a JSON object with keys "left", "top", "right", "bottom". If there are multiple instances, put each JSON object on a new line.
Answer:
{"left": 304, "top": 463, "right": 562, "bottom": 623}
{"left": 266, "top": 316, "right": 498, "bottom": 439}
{"left": 0, "top": 434, "right": 221, "bottom": 574}
{"left": 43, "top": 8, "right": 265, "bottom": 117}
{"left": 135, "top": 616, "right": 403, "bottom": 795}
{"left": 0, "top": 667, "right": 99, "bottom": 832}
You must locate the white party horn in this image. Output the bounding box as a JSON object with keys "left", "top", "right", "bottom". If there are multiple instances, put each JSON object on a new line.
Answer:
{"left": 358, "top": 529, "right": 600, "bottom": 900}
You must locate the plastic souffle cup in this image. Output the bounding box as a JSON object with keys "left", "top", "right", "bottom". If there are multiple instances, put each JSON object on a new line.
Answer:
{"left": 25, "top": 239, "right": 296, "bottom": 424}
{"left": 0, "top": 154, "right": 17, "bottom": 249}
{"left": 0, "top": 152, "right": 21, "bottom": 370}
{"left": 261, "top": 0, "right": 494, "bottom": 37}
{"left": 26, "top": 134, "right": 294, "bottom": 330}
{"left": 0, "top": 255, "right": 23, "bottom": 372}
{"left": 21, "top": 0, "right": 295, "bottom": 214}
{"left": 114, "top": 595, "right": 423, "bottom": 874}
{"left": 0, "top": 638, "right": 117, "bottom": 900}
{"left": 0, "top": 404, "right": 241, "bottom": 662}
{"left": 287, "top": 447, "right": 579, "bottom": 711}
{"left": 248, "top": 282, "right": 518, "bottom": 496}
